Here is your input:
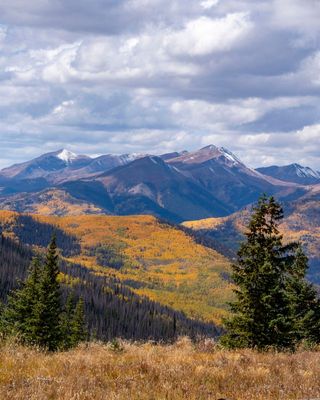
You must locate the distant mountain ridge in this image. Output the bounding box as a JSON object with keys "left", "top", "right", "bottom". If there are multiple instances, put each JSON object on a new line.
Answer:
{"left": 256, "top": 164, "right": 320, "bottom": 185}
{"left": 0, "top": 149, "right": 147, "bottom": 183}
{"left": 0, "top": 149, "right": 92, "bottom": 180}
{"left": 0, "top": 145, "right": 317, "bottom": 221}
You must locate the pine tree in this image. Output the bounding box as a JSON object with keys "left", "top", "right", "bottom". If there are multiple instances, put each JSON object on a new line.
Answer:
{"left": 70, "top": 297, "right": 87, "bottom": 347}
{"left": 1, "top": 235, "right": 88, "bottom": 351}
{"left": 286, "top": 246, "right": 320, "bottom": 345}
{"left": 32, "top": 235, "right": 62, "bottom": 351}
{"left": 0, "top": 257, "right": 41, "bottom": 343}
{"left": 221, "top": 196, "right": 298, "bottom": 350}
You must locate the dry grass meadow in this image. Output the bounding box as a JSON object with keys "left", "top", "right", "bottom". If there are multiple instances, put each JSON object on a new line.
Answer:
{"left": 1, "top": 338, "right": 320, "bottom": 400}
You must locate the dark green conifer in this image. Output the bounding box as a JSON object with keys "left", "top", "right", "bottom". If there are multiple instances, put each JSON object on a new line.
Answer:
{"left": 286, "top": 246, "right": 320, "bottom": 345}
{"left": 1, "top": 235, "right": 88, "bottom": 351}
{"left": 221, "top": 196, "right": 297, "bottom": 350}
{"left": 0, "top": 257, "right": 41, "bottom": 343}
{"left": 33, "top": 235, "right": 62, "bottom": 351}
{"left": 70, "top": 297, "right": 87, "bottom": 347}
{"left": 59, "top": 292, "right": 75, "bottom": 350}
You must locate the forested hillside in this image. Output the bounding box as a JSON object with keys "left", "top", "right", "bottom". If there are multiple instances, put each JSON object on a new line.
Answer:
{"left": 0, "top": 228, "right": 220, "bottom": 341}
{"left": 183, "top": 188, "right": 320, "bottom": 283}
{"left": 0, "top": 211, "right": 232, "bottom": 337}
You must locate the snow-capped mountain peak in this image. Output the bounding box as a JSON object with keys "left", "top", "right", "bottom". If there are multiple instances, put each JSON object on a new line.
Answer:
{"left": 293, "top": 164, "right": 320, "bottom": 179}
{"left": 218, "top": 147, "right": 242, "bottom": 166}
{"left": 256, "top": 163, "right": 320, "bottom": 185}
{"left": 56, "top": 149, "right": 78, "bottom": 164}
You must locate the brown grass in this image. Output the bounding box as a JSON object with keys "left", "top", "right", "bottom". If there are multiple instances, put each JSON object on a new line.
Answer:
{"left": 1, "top": 338, "right": 320, "bottom": 400}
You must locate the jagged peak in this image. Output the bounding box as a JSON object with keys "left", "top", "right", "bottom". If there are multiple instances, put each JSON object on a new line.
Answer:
{"left": 292, "top": 163, "right": 320, "bottom": 179}
{"left": 218, "top": 147, "right": 243, "bottom": 165}
{"left": 175, "top": 144, "right": 244, "bottom": 167}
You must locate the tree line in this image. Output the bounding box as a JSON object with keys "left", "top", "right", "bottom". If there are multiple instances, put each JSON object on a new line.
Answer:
{"left": 0, "top": 236, "right": 86, "bottom": 351}
{"left": 0, "top": 228, "right": 219, "bottom": 350}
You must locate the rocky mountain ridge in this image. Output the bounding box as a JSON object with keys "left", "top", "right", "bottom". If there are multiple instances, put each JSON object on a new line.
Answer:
{"left": 0, "top": 146, "right": 317, "bottom": 222}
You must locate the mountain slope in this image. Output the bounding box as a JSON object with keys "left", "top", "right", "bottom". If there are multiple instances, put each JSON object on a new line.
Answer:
{"left": 256, "top": 164, "right": 320, "bottom": 185}
{"left": 0, "top": 145, "right": 312, "bottom": 221}
{"left": 0, "top": 188, "right": 108, "bottom": 215}
{"left": 183, "top": 188, "right": 320, "bottom": 283}
{"left": 96, "top": 155, "right": 232, "bottom": 221}
{"left": 0, "top": 230, "right": 217, "bottom": 341}
{"left": 0, "top": 211, "right": 233, "bottom": 324}
{"left": 0, "top": 149, "right": 92, "bottom": 180}
{"left": 168, "top": 145, "right": 301, "bottom": 212}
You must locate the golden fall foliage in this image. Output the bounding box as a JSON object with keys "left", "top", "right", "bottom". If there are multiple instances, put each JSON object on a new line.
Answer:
{"left": 0, "top": 211, "right": 234, "bottom": 325}
{"left": 183, "top": 203, "right": 320, "bottom": 267}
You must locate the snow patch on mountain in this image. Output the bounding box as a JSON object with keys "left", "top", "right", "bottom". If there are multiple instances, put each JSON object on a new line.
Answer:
{"left": 219, "top": 147, "right": 242, "bottom": 166}
{"left": 294, "top": 164, "right": 320, "bottom": 179}
{"left": 115, "top": 153, "right": 147, "bottom": 165}
{"left": 56, "top": 149, "right": 78, "bottom": 164}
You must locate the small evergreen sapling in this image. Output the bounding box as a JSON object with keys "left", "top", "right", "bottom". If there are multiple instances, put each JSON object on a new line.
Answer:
{"left": 286, "top": 246, "right": 320, "bottom": 345}
{"left": 70, "top": 297, "right": 87, "bottom": 347}
{"left": 60, "top": 294, "right": 87, "bottom": 349}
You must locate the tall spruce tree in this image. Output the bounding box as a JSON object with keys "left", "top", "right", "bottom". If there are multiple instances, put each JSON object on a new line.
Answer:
{"left": 221, "top": 196, "right": 299, "bottom": 350}
{"left": 34, "top": 235, "right": 62, "bottom": 351}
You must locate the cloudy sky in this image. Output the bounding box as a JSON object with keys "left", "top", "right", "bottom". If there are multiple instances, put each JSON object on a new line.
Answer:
{"left": 0, "top": 0, "right": 319, "bottom": 169}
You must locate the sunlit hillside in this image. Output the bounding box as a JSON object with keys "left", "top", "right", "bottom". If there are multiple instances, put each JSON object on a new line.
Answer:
{"left": 0, "top": 189, "right": 106, "bottom": 216}
{"left": 0, "top": 211, "right": 233, "bottom": 324}
{"left": 1, "top": 340, "right": 320, "bottom": 400}
{"left": 183, "top": 190, "right": 320, "bottom": 282}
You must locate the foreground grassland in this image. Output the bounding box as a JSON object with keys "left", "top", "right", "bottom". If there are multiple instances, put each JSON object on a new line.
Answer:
{"left": 1, "top": 339, "right": 320, "bottom": 400}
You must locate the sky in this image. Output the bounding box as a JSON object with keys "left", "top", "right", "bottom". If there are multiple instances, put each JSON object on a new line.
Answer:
{"left": 0, "top": 0, "right": 319, "bottom": 169}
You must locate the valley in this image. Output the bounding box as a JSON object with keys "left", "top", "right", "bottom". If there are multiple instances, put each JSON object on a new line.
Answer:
{"left": 1, "top": 145, "right": 319, "bottom": 312}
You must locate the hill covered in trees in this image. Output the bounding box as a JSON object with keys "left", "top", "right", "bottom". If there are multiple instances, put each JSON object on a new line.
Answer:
{"left": 0, "top": 211, "right": 233, "bottom": 325}
{"left": 0, "top": 227, "right": 220, "bottom": 342}
{"left": 183, "top": 188, "right": 320, "bottom": 284}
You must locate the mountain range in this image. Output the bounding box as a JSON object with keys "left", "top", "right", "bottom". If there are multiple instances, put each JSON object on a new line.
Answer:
{"left": 257, "top": 164, "right": 320, "bottom": 185}
{"left": 0, "top": 146, "right": 319, "bottom": 222}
